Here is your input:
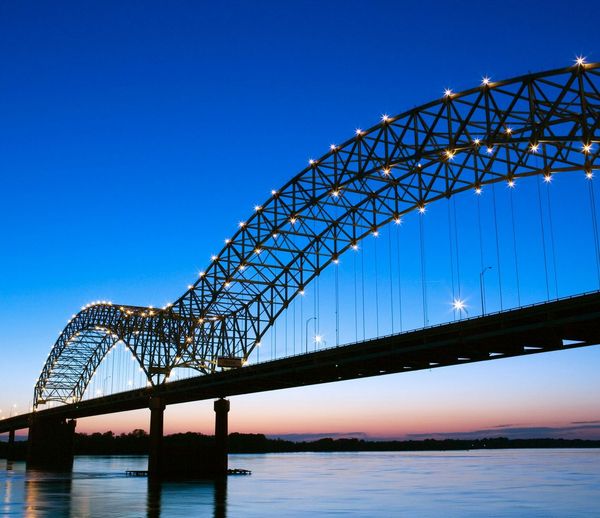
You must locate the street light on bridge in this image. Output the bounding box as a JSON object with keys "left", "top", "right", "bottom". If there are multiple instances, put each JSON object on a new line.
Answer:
{"left": 305, "top": 317, "right": 317, "bottom": 353}
{"left": 480, "top": 266, "right": 493, "bottom": 316}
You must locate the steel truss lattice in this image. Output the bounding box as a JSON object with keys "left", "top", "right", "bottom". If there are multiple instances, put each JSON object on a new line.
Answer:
{"left": 34, "top": 62, "right": 600, "bottom": 407}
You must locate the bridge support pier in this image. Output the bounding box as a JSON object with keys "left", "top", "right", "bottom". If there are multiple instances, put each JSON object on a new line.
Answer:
{"left": 148, "top": 396, "right": 165, "bottom": 482}
{"left": 27, "top": 416, "right": 76, "bottom": 471}
{"left": 6, "top": 429, "right": 16, "bottom": 461}
{"left": 214, "top": 398, "right": 230, "bottom": 476}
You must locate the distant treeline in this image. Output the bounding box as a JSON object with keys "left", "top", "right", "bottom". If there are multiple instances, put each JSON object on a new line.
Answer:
{"left": 2, "top": 431, "right": 599, "bottom": 458}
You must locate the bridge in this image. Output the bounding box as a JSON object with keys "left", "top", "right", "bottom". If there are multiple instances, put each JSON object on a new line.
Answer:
{"left": 2, "top": 60, "right": 600, "bottom": 480}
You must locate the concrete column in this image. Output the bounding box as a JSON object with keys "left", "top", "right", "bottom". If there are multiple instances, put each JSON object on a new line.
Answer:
{"left": 148, "top": 396, "right": 165, "bottom": 481}
{"left": 7, "top": 429, "right": 15, "bottom": 461}
{"left": 214, "top": 398, "right": 230, "bottom": 476}
{"left": 27, "top": 417, "right": 76, "bottom": 470}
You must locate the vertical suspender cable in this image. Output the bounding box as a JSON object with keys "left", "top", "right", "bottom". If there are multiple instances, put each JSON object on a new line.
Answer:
{"left": 545, "top": 180, "right": 559, "bottom": 298}
{"left": 453, "top": 197, "right": 462, "bottom": 302}
{"left": 335, "top": 261, "right": 339, "bottom": 346}
{"left": 419, "top": 213, "right": 428, "bottom": 326}
{"left": 300, "top": 292, "right": 304, "bottom": 355}
{"left": 361, "top": 248, "right": 366, "bottom": 339}
{"left": 388, "top": 228, "right": 395, "bottom": 333}
{"left": 396, "top": 225, "right": 403, "bottom": 332}
{"left": 477, "top": 195, "right": 486, "bottom": 312}
{"left": 536, "top": 177, "right": 551, "bottom": 301}
{"left": 491, "top": 182, "right": 504, "bottom": 309}
{"left": 353, "top": 251, "right": 359, "bottom": 341}
{"left": 374, "top": 234, "right": 380, "bottom": 337}
{"left": 509, "top": 186, "right": 521, "bottom": 306}
{"left": 447, "top": 200, "right": 456, "bottom": 320}
{"left": 588, "top": 177, "right": 600, "bottom": 287}
{"left": 285, "top": 304, "right": 289, "bottom": 356}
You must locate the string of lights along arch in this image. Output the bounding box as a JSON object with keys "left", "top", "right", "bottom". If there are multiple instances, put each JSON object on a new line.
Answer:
{"left": 34, "top": 59, "right": 600, "bottom": 409}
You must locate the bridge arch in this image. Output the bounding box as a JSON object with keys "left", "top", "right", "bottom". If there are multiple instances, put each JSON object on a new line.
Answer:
{"left": 171, "top": 62, "right": 600, "bottom": 362}
{"left": 35, "top": 62, "right": 600, "bottom": 407}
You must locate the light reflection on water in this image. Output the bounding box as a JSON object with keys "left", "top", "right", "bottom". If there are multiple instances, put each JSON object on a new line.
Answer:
{"left": 1, "top": 449, "right": 599, "bottom": 517}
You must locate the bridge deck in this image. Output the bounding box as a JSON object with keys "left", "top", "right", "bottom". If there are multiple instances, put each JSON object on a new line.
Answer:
{"left": 2, "top": 291, "right": 600, "bottom": 433}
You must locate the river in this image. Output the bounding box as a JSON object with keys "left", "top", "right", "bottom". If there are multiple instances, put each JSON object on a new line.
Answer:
{"left": 1, "top": 449, "right": 599, "bottom": 517}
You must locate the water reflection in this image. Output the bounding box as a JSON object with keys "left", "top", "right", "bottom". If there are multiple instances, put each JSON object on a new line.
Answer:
{"left": 4, "top": 451, "right": 600, "bottom": 517}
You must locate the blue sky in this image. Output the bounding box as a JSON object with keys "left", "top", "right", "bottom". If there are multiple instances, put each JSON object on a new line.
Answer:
{"left": 1, "top": 1, "right": 599, "bottom": 437}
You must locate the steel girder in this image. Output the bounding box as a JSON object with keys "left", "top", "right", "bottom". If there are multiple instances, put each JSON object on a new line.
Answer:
{"left": 34, "top": 62, "right": 600, "bottom": 407}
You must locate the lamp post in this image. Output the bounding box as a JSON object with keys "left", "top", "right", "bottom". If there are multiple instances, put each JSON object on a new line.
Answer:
{"left": 480, "top": 266, "right": 493, "bottom": 315}
{"left": 305, "top": 317, "right": 317, "bottom": 353}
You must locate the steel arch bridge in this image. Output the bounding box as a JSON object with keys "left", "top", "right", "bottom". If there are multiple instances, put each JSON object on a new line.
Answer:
{"left": 34, "top": 62, "right": 600, "bottom": 409}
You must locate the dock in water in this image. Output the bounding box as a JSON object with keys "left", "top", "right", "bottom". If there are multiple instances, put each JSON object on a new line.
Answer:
{"left": 125, "top": 469, "right": 251, "bottom": 477}
{"left": 125, "top": 470, "right": 148, "bottom": 477}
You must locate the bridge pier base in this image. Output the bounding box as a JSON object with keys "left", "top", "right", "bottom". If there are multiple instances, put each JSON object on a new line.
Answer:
{"left": 6, "top": 429, "right": 16, "bottom": 461}
{"left": 27, "top": 417, "right": 76, "bottom": 471}
{"left": 214, "top": 398, "right": 230, "bottom": 476}
{"left": 148, "top": 396, "right": 165, "bottom": 483}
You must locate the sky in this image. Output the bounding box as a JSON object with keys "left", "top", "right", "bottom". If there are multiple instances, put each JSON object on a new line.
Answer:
{"left": 1, "top": 0, "right": 599, "bottom": 440}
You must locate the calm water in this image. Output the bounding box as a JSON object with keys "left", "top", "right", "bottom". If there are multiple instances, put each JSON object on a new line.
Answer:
{"left": 1, "top": 449, "right": 599, "bottom": 517}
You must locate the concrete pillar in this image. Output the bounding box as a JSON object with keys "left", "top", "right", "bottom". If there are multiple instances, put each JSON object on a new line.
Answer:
{"left": 214, "top": 398, "right": 230, "bottom": 476}
{"left": 7, "top": 429, "right": 15, "bottom": 461}
{"left": 27, "top": 417, "right": 76, "bottom": 471}
{"left": 148, "top": 396, "right": 165, "bottom": 481}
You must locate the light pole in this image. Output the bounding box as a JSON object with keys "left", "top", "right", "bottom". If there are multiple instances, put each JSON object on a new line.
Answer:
{"left": 480, "top": 266, "right": 493, "bottom": 315}
{"left": 305, "top": 317, "right": 317, "bottom": 353}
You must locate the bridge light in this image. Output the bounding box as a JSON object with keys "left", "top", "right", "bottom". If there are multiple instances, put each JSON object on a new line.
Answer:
{"left": 254, "top": 205, "right": 262, "bottom": 212}
{"left": 330, "top": 144, "right": 338, "bottom": 151}
{"left": 418, "top": 203, "right": 426, "bottom": 214}
{"left": 473, "top": 138, "right": 481, "bottom": 146}
{"left": 238, "top": 264, "right": 246, "bottom": 271}
{"left": 351, "top": 242, "right": 359, "bottom": 251}
{"left": 198, "top": 317, "right": 205, "bottom": 323}
{"left": 382, "top": 167, "right": 391, "bottom": 176}
{"left": 332, "top": 256, "right": 339, "bottom": 264}
{"left": 530, "top": 143, "right": 539, "bottom": 153}
{"left": 505, "top": 127, "right": 513, "bottom": 135}
{"left": 254, "top": 247, "right": 262, "bottom": 255}
{"left": 381, "top": 114, "right": 391, "bottom": 123}
{"left": 272, "top": 232, "right": 279, "bottom": 239}
{"left": 211, "top": 255, "right": 218, "bottom": 261}
{"left": 331, "top": 189, "right": 340, "bottom": 198}
{"left": 486, "top": 146, "right": 494, "bottom": 154}
{"left": 314, "top": 334, "right": 323, "bottom": 344}
{"left": 289, "top": 216, "right": 297, "bottom": 225}
{"left": 582, "top": 143, "right": 593, "bottom": 154}
{"left": 543, "top": 173, "right": 552, "bottom": 183}
{"left": 445, "top": 149, "right": 455, "bottom": 160}
{"left": 372, "top": 229, "right": 379, "bottom": 237}
{"left": 507, "top": 178, "right": 516, "bottom": 188}
{"left": 394, "top": 216, "right": 402, "bottom": 225}
{"left": 443, "top": 88, "right": 453, "bottom": 98}
{"left": 186, "top": 336, "right": 193, "bottom": 343}
{"left": 225, "top": 238, "right": 231, "bottom": 244}
{"left": 355, "top": 128, "right": 363, "bottom": 136}
{"left": 309, "top": 159, "right": 316, "bottom": 165}
{"left": 586, "top": 170, "right": 594, "bottom": 180}
{"left": 475, "top": 185, "right": 482, "bottom": 195}
{"left": 575, "top": 55, "right": 587, "bottom": 67}
{"left": 452, "top": 298, "right": 466, "bottom": 312}
{"left": 271, "top": 189, "right": 278, "bottom": 196}
{"left": 239, "top": 221, "right": 246, "bottom": 228}
{"left": 481, "top": 76, "right": 491, "bottom": 86}
{"left": 187, "top": 285, "right": 193, "bottom": 289}
{"left": 199, "top": 271, "right": 205, "bottom": 277}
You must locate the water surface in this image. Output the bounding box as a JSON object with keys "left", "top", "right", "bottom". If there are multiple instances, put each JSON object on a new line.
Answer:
{"left": 1, "top": 449, "right": 599, "bottom": 517}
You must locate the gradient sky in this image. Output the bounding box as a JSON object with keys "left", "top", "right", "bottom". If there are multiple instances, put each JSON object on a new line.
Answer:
{"left": 1, "top": 1, "right": 599, "bottom": 439}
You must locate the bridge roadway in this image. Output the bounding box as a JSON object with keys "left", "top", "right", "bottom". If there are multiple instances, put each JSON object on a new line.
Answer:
{"left": 2, "top": 290, "right": 600, "bottom": 434}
